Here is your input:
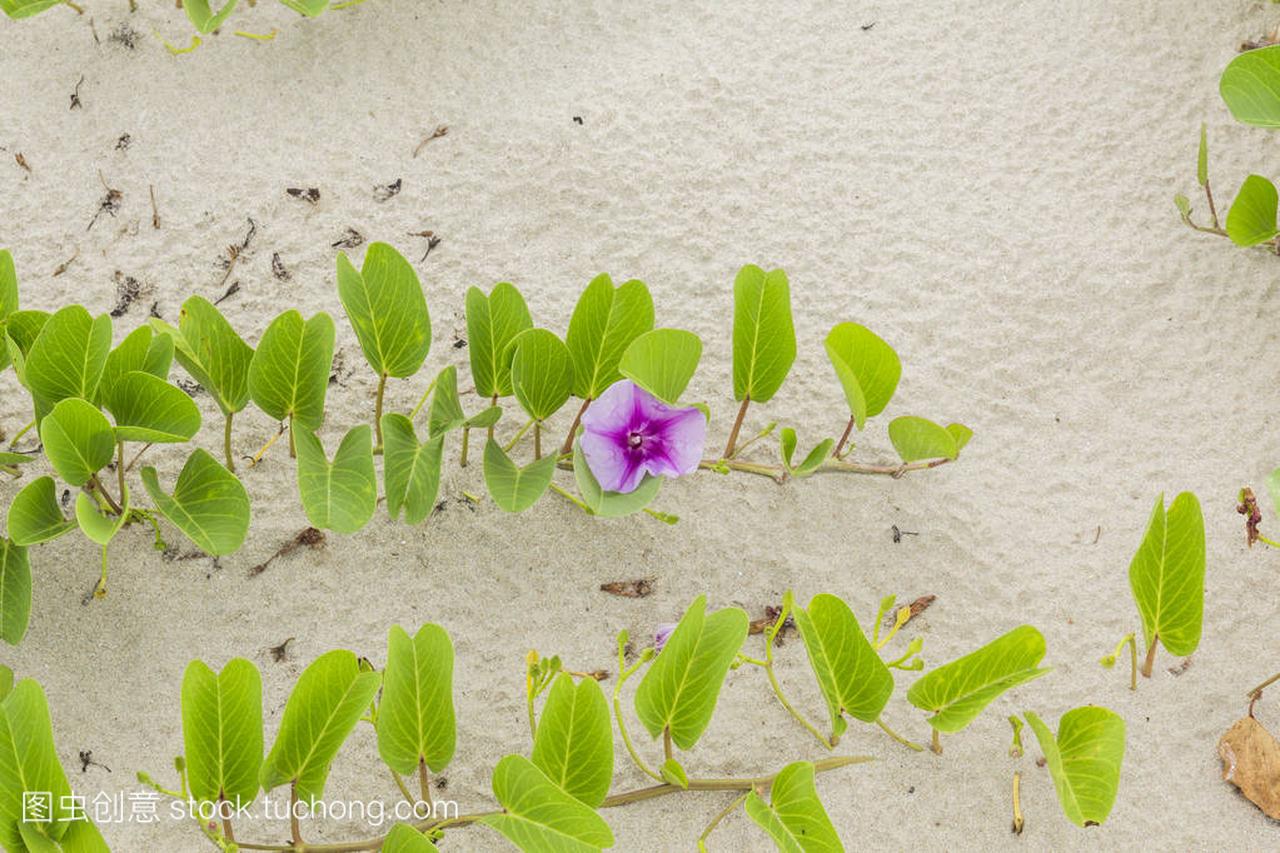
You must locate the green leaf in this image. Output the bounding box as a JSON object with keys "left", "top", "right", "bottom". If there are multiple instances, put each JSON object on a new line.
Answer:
{"left": 0, "top": 0, "right": 65, "bottom": 20}
{"left": 732, "top": 264, "right": 796, "bottom": 403}
{"left": 0, "top": 251, "right": 15, "bottom": 373}
{"left": 337, "top": 243, "right": 432, "bottom": 379}
{"left": 294, "top": 426, "right": 378, "bottom": 534}
{"left": 48, "top": 816, "right": 109, "bottom": 853}
{"left": 107, "top": 371, "right": 203, "bottom": 444}
{"left": 152, "top": 296, "right": 254, "bottom": 416}
{"left": 906, "top": 625, "right": 1051, "bottom": 733}
{"left": 1221, "top": 45, "right": 1280, "bottom": 128}
{"left": 6, "top": 477, "right": 75, "bottom": 546}
{"left": 1174, "top": 194, "right": 1191, "bottom": 218}
{"left": 779, "top": 429, "right": 833, "bottom": 478}
{"left": 635, "top": 595, "right": 749, "bottom": 750}
{"left": 0, "top": 668, "right": 10, "bottom": 702}
{"left": 887, "top": 416, "right": 961, "bottom": 462}
{"left": 0, "top": 540, "right": 30, "bottom": 646}
{"left": 532, "top": 673, "right": 613, "bottom": 808}
{"left": 97, "top": 325, "right": 174, "bottom": 408}
{"left": 1129, "top": 492, "right": 1205, "bottom": 657}
{"left": 482, "top": 439, "right": 557, "bottom": 513}
{"left": 946, "top": 423, "right": 973, "bottom": 453}
{"left": 1197, "top": 122, "right": 1209, "bottom": 188}
{"left": 182, "top": 0, "right": 237, "bottom": 33}
{"left": 261, "top": 649, "right": 382, "bottom": 802}
{"left": 382, "top": 415, "right": 446, "bottom": 525}
{"left": 182, "top": 658, "right": 262, "bottom": 808}
{"left": 566, "top": 274, "right": 655, "bottom": 400}
{"left": 4, "top": 310, "right": 50, "bottom": 388}
{"left": 659, "top": 758, "right": 688, "bottom": 790}
{"left": 618, "top": 329, "right": 702, "bottom": 405}
{"left": 377, "top": 624, "right": 456, "bottom": 775}
{"left": 744, "top": 761, "right": 842, "bottom": 853}
{"left": 572, "top": 439, "right": 661, "bottom": 517}
{"left": 279, "top": 0, "right": 328, "bottom": 16}
{"left": 426, "top": 365, "right": 465, "bottom": 437}
{"left": 466, "top": 406, "right": 503, "bottom": 429}
{"left": 1025, "top": 707, "right": 1125, "bottom": 827}
{"left": 25, "top": 306, "right": 112, "bottom": 421}
{"left": 1226, "top": 174, "right": 1280, "bottom": 246}
{"left": 39, "top": 398, "right": 114, "bottom": 487}
{"left": 511, "top": 329, "right": 572, "bottom": 422}
{"left": 249, "top": 310, "right": 335, "bottom": 431}
{"left": 0, "top": 680, "right": 75, "bottom": 848}
{"left": 793, "top": 593, "right": 893, "bottom": 740}
{"left": 1266, "top": 467, "right": 1280, "bottom": 520}
{"left": 824, "top": 322, "right": 901, "bottom": 430}
{"left": 382, "top": 824, "right": 441, "bottom": 853}
{"left": 141, "top": 449, "right": 251, "bottom": 556}
{"left": 75, "top": 487, "right": 127, "bottom": 546}
{"left": 480, "top": 754, "right": 614, "bottom": 852}
{"left": 465, "top": 283, "right": 533, "bottom": 399}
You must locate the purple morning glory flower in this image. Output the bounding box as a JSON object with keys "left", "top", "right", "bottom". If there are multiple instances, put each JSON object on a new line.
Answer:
{"left": 653, "top": 623, "right": 677, "bottom": 654}
{"left": 579, "top": 380, "right": 706, "bottom": 494}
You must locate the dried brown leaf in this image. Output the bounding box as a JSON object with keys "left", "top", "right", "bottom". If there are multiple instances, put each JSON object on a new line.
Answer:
{"left": 1219, "top": 716, "right": 1280, "bottom": 818}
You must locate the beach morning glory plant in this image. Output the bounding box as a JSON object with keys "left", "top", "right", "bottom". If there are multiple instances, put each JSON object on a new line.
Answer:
{"left": 579, "top": 380, "right": 706, "bottom": 494}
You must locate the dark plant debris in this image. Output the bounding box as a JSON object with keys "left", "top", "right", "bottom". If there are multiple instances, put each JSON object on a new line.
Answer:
{"left": 861, "top": 21, "right": 876, "bottom": 31}
{"left": 887, "top": 594, "right": 937, "bottom": 629}
{"left": 110, "top": 271, "right": 150, "bottom": 317}
{"left": 149, "top": 184, "right": 160, "bottom": 229}
{"left": 213, "top": 281, "right": 241, "bottom": 306}
{"left": 572, "top": 116, "right": 583, "bottom": 125}
{"left": 216, "top": 217, "right": 257, "bottom": 286}
{"left": 175, "top": 378, "right": 203, "bottom": 397}
{"left": 87, "top": 172, "right": 122, "bottom": 232}
{"left": 286, "top": 187, "right": 320, "bottom": 204}
{"left": 1241, "top": 27, "right": 1280, "bottom": 52}
{"left": 408, "top": 229, "right": 441, "bottom": 262}
{"left": 1238, "top": 487, "right": 1262, "bottom": 548}
{"left": 373, "top": 178, "right": 402, "bottom": 202}
{"left": 600, "top": 578, "right": 654, "bottom": 598}
{"left": 249, "top": 527, "right": 325, "bottom": 577}
{"left": 78, "top": 750, "right": 110, "bottom": 773}
{"left": 70, "top": 75, "right": 85, "bottom": 110}
{"left": 109, "top": 22, "right": 140, "bottom": 49}
{"left": 271, "top": 252, "right": 291, "bottom": 280}
{"left": 332, "top": 227, "right": 364, "bottom": 249}
{"left": 269, "top": 637, "right": 295, "bottom": 662}
{"left": 749, "top": 604, "right": 797, "bottom": 644}
{"left": 115, "top": 133, "right": 132, "bottom": 152}
{"left": 52, "top": 249, "right": 80, "bottom": 278}
{"left": 14, "top": 153, "right": 31, "bottom": 175}
{"left": 413, "top": 124, "right": 449, "bottom": 157}
{"left": 891, "top": 524, "right": 919, "bottom": 543}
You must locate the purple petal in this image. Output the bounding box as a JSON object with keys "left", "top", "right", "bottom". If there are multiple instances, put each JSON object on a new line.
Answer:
{"left": 646, "top": 406, "right": 706, "bottom": 478}
{"left": 580, "top": 429, "right": 644, "bottom": 493}
{"left": 580, "top": 379, "right": 640, "bottom": 439}
{"left": 653, "top": 623, "right": 677, "bottom": 654}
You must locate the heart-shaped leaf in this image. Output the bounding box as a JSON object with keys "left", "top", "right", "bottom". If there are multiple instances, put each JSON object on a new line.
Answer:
{"left": 744, "top": 761, "right": 842, "bottom": 852}
{"left": 480, "top": 755, "right": 614, "bottom": 852}
{"left": 0, "top": 679, "right": 77, "bottom": 848}
{"left": 377, "top": 624, "right": 456, "bottom": 776}
{"left": 732, "top": 264, "right": 796, "bottom": 404}
{"left": 39, "top": 398, "right": 114, "bottom": 487}
{"left": 572, "top": 439, "right": 661, "bottom": 517}
{"left": 6, "top": 477, "right": 75, "bottom": 546}
{"left": 151, "top": 296, "right": 254, "bottom": 416}
{"left": 888, "top": 416, "right": 969, "bottom": 462}
{"left": 793, "top": 593, "right": 893, "bottom": 741}
{"left": 107, "top": 371, "right": 203, "bottom": 444}
{"left": 482, "top": 439, "right": 556, "bottom": 513}
{"left": 466, "top": 406, "right": 503, "bottom": 429}
{"left": 566, "top": 274, "right": 655, "bottom": 400}
{"left": 532, "top": 673, "right": 613, "bottom": 808}
{"left": 249, "top": 310, "right": 335, "bottom": 432}
{"left": 1025, "top": 706, "right": 1125, "bottom": 827}
{"left": 75, "top": 487, "right": 127, "bottom": 546}
{"left": 0, "top": 0, "right": 65, "bottom": 21}
{"left": 182, "top": 658, "right": 262, "bottom": 809}
{"left": 779, "top": 428, "right": 833, "bottom": 478}
{"left": 1227, "top": 175, "right": 1280, "bottom": 246}
{"left": 1221, "top": 45, "right": 1280, "bottom": 128}
{"left": 182, "top": 0, "right": 238, "bottom": 33}
{"left": 382, "top": 824, "right": 441, "bottom": 852}
{"left": 294, "top": 426, "right": 378, "bottom": 534}
{"left": 466, "top": 282, "right": 533, "bottom": 399}
{"left": 425, "top": 365, "right": 465, "bottom": 437}
{"left": 618, "top": 329, "right": 702, "bottom": 405}
{"left": 511, "top": 329, "right": 572, "bottom": 422}
{"left": 1130, "top": 492, "right": 1204, "bottom": 661}
{"left": 261, "top": 649, "right": 382, "bottom": 802}
{"left": 141, "top": 449, "right": 250, "bottom": 556}
{"left": 907, "top": 625, "right": 1051, "bottom": 733}
{"left": 825, "top": 322, "right": 901, "bottom": 430}
{"left": 382, "top": 415, "right": 445, "bottom": 525}
{"left": 25, "top": 305, "right": 112, "bottom": 421}
{"left": 337, "top": 243, "right": 431, "bottom": 379}
{"left": 0, "top": 540, "right": 30, "bottom": 646}
{"left": 635, "top": 594, "right": 749, "bottom": 750}
{"left": 660, "top": 758, "right": 688, "bottom": 789}
{"left": 97, "top": 325, "right": 174, "bottom": 408}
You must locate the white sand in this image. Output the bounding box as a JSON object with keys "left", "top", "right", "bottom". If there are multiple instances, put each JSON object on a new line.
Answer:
{"left": 2, "top": 0, "right": 1279, "bottom": 850}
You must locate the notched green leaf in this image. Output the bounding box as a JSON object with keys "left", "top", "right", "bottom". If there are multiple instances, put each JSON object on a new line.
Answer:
{"left": 618, "top": 328, "right": 702, "bottom": 405}
{"left": 732, "top": 264, "right": 796, "bottom": 403}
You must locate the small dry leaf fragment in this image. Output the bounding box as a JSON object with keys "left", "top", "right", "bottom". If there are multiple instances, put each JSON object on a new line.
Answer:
{"left": 271, "top": 252, "right": 291, "bottom": 280}
{"left": 14, "top": 153, "right": 31, "bottom": 174}
{"left": 1219, "top": 715, "right": 1280, "bottom": 818}
{"left": 286, "top": 187, "right": 320, "bottom": 204}
{"left": 1238, "top": 487, "right": 1262, "bottom": 548}
{"left": 373, "top": 178, "right": 402, "bottom": 202}
{"left": 331, "top": 227, "right": 364, "bottom": 249}
{"left": 883, "top": 594, "right": 936, "bottom": 629}
{"left": 600, "top": 578, "right": 653, "bottom": 598}
{"left": 748, "top": 605, "right": 797, "bottom": 643}
{"left": 413, "top": 124, "right": 449, "bottom": 157}
{"left": 269, "top": 637, "right": 295, "bottom": 662}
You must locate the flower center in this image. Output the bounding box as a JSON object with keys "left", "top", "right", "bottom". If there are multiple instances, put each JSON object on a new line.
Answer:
{"left": 627, "top": 431, "right": 645, "bottom": 449}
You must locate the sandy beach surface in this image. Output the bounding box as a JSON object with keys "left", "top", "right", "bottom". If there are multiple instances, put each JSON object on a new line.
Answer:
{"left": 2, "top": 1, "right": 1279, "bottom": 850}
